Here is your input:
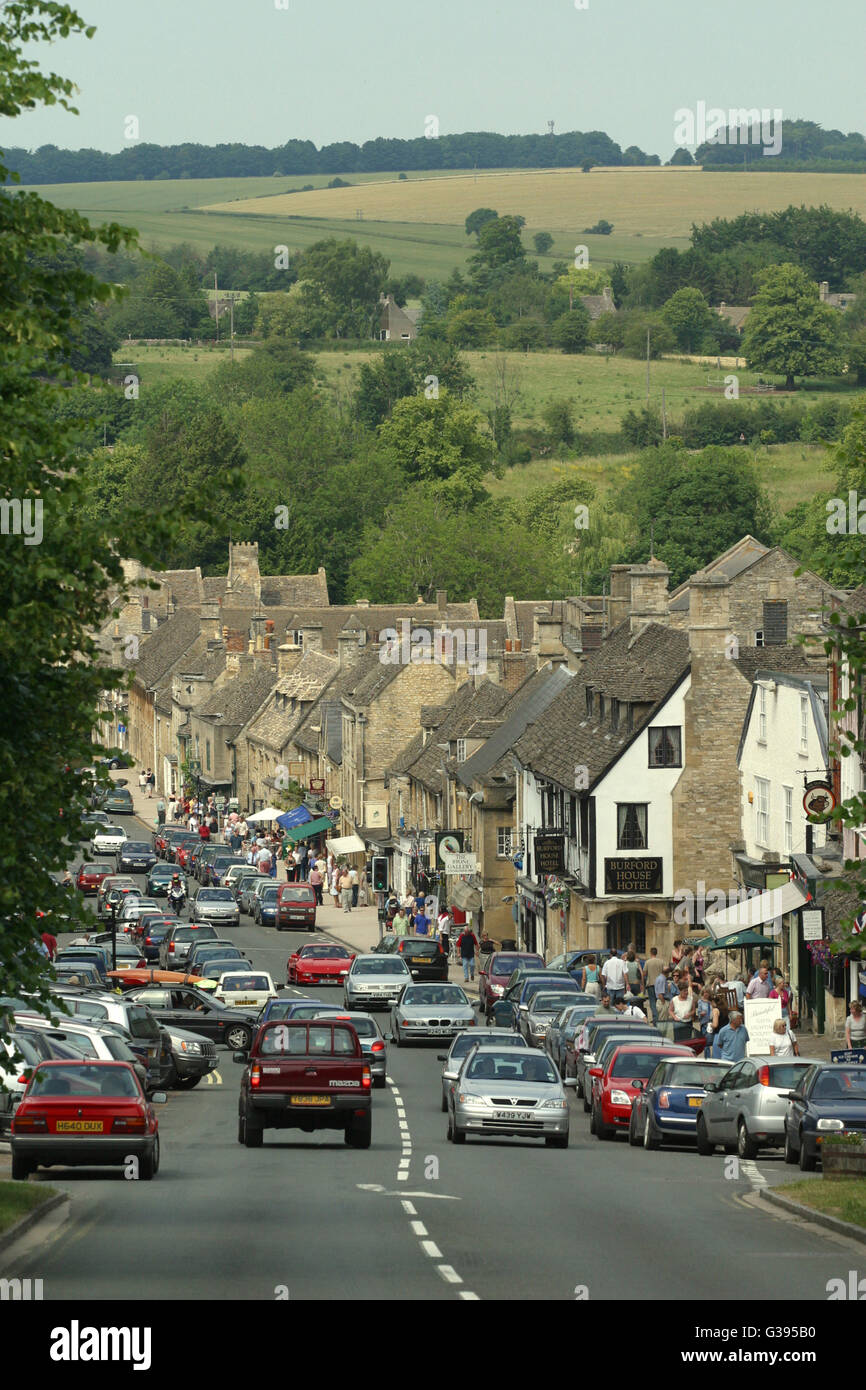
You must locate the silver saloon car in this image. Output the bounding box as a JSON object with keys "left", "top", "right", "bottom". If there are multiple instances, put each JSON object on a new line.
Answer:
{"left": 438, "top": 1030, "right": 527, "bottom": 1112}
{"left": 447, "top": 1045, "right": 570, "bottom": 1147}
{"left": 190, "top": 888, "right": 240, "bottom": 928}
{"left": 391, "top": 983, "right": 476, "bottom": 1046}
{"left": 344, "top": 955, "right": 412, "bottom": 1011}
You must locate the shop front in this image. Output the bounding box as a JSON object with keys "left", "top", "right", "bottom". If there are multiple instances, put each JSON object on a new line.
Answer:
{"left": 516, "top": 877, "right": 547, "bottom": 955}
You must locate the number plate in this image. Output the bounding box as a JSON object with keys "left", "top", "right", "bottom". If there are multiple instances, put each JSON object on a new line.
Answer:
{"left": 56, "top": 1120, "right": 104, "bottom": 1132}
{"left": 290, "top": 1095, "right": 330, "bottom": 1106}
{"left": 687, "top": 1096, "right": 703, "bottom": 1107}
{"left": 493, "top": 1110, "right": 527, "bottom": 1121}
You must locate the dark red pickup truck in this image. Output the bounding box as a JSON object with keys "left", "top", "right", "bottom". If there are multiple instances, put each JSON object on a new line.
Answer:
{"left": 235, "top": 1019, "right": 372, "bottom": 1149}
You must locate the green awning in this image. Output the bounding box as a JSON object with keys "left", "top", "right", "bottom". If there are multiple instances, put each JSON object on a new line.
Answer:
{"left": 282, "top": 816, "right": 335, "bottom": 844}
{"left": 694, "top": 930, "right": 781, "bottom": 950}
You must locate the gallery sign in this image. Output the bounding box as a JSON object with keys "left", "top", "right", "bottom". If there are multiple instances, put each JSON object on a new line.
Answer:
{"left": 604, "top": 857, "right": 663, "bottom": 895}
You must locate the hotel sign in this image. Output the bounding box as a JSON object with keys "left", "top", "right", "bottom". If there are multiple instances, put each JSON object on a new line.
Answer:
{"left": 605, "top": 857, "right": 663, "bottom": 895}
{"left": 534, "top": 834, "right": 564, "bottom": 874}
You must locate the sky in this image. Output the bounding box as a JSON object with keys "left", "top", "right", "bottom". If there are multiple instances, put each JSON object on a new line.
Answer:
{"left": 0, "top": 0, "right": 863, "bottom": 160}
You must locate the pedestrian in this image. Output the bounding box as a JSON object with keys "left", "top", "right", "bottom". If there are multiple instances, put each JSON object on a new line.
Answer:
{"left": 198, "top": 820, "right": 210, "bottom": 841}
{"left": 309, "top": 863, "right": 323, "bottom": 905}
{"left": 580, "top": 954, "right": 601, "bottom": 998}
{"left": 614, "top": 997, "right": 646, "bottom": 1020}
{"left": 385, "top": 891, "right": 399, "bottom": 921}
{"left": 697, "top": 986, "right": 719, "bottom": 1045}
{"left": 601, "top": 950, "right": 628, "bottom": 1003}
{"left": 156, "top": 797, "right": 166, "bottom": 826}
{"left": 745, "top": 964, "right": 772, "bottom": 1000}
{"left": 438, "top": 909, "right": 453, "bottom": 957}
{"left": 845, "top": 1000, "right": 866, "bottom": 1050}
{"left": 596, "top": 992, "right": 615, "bottom": 1015}
{"left": 229, "top": 827, "right": 242, "bottom": 853}
{"left": 256, "top": 842, "right": 272, "bottom": 876}
{"left": 349, "top": 864, "right": 359, "bottom": 908}
{"left": 339, "top": 867, "right": 353, "bottom": 913}
{"left": 713, "top": 1010, "right": 749, "bottom": 1061}
{"left": 670, "top": 981, "right": 697, "bottom": 1041}
{"left": 392, "top": 906, "right": 409, "bottom": 937}
{"left": 457, "top": 924, "right": 479, "bottom": 982}
{"left": 291, "top": 847, "right": 303, "bottom": 883}
{"left": 146, "top": 768, "right": 155, "bottom": 798}
{"left": 769, "top": 1017, "right": 799, "bottom": 1057}
{"left": 624, "top": 950, "right": 644, "bottom": 999}
{"left": 769, "top": 977, "right": 792, "bottom": 1024}
{"left": 268, "top": 837, "right": 278, "bottom": 879}
{"left": 670, "top": 939, "right": 684, "bottom": 968}
{"left": 41, "top": 927, "right": 58, "bottom": 961}
{"left": 653, "top": 966, "right": 669, "bottom": 1022}
{"left": 414, "top": 907, "right": 431, "bottom": 936}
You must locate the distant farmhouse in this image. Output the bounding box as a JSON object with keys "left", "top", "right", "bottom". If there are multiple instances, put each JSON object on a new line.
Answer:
{"left": 377, "top": 294, "right": 421, "bottom": 342}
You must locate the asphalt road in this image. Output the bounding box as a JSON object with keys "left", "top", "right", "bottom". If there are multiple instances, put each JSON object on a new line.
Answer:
{"left": 2, "top": 816, "right": 855, "bottom": 1302}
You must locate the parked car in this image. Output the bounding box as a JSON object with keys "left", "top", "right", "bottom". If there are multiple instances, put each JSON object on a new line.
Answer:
{"left": 344, "top": 955, "right": 412, "bottom": 1011}
{"left": 48, "top": 992, "right": 164, "bottom": 1090}
{"left": 589, "top": 1043, "right": 691, "bottom": 1141}
{"left": 175, "top": 838, "right": 201, "bottom": 870}
{"left": 159, "top": 922, "right": 219, "bottom": 969}
{"left": 781, "top": 1061, "right": 866, "bottom": 1170}
{"left": 117, "top": 841, "right": 158, "bottom": 874}
{"left": 10, "top": 1060, "right": 164, "bottom": 1181}
{"left": 100, "top": 787, "right": 135, "bottom": 817}
{"left": 437, "top": 1029, "right": 527, "bottom": 1112}
{"left": 631, "top": 1056, "right": 732, "bottom": 1149}
{"left": 224, "top": 863, "right": 256, "bottom": 893}
{"left": 391, "top": 983, "right": 476, "bottom": 1047}
{"left": 479, "top": 951, "right": 545, "bottom": 1016}
{"left": 195, "top": 844, "right": 222, "bottom": 884}
{"left": 275, "top": 881, "right": 317, "bottom": 930}
{"left": 253, "top": 884, "right": 280, "bottom": 927}
{"left": 574, "top": 1018, "right": 663, "bottom": 1101}
{"left": 15, "top": 1015, "right": 149, "bottom": 1092}
{"left": 239, "top": 878, "right": 274, "bottom": 919}
{"left": 698, "top": 1055, "right": 817, "bottom": 1160}
{"left": 287, "top": 942, "right": 355, "bottom": 987}
{"left": 190, "top": 888, "right": 240, "bottom": 928}
{"left": 446, "top": 1045, "right": 569, "bottom": 1147}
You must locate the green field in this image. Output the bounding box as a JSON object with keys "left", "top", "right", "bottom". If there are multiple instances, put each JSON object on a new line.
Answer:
{"left": 114, "top": 341, "right": 253, "bottom": 386}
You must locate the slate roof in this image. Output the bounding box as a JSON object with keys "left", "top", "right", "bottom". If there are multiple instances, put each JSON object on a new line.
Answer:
{"left": 161, "top": 568, "right": 203, "bottom": 608}
{"left": 582, "top": 622, "right": 690, "bottom": 703}
{"left": 669, "top": 536, "right": 770, "bottom": 610}
{"left": 512, "top": 670, "right": 634, "bottom": 787}
{"left": 731, "top": 645, "right": 817, "bottom": 683}
{"left": 512, "top": 601, "right": 561, "bottom": 652}
{"left": 459, "top": 665, "right": 575, "bottom": 787}
{"left": 392, "top": 681, "right": 512, "bottom": 792}
{"left": 246, "top": 651, "right": 339, "bottom": 750}
{"left": 196, "top": 663, "right": 276, "bottom": 731}
{"left": 134, "top": 610, "right": 202, "bottom": 689}
{"left": 266, "top": 603, "right": 482, "bottom": 653}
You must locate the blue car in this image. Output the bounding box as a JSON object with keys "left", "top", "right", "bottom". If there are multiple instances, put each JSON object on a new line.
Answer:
{"left": 254, "top": 884, "right": 280, "bottom": 927}
{"left": 629, "top": 1056, "right": 731, "bottom": 1149}
{"left": 254, "top": 997, "right": 345, "bottom": 1028}
{"left": 783, "top": 1062, "right": 866, "bottom": 1171}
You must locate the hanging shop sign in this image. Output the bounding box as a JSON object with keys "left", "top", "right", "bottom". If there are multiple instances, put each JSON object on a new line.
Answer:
{"left": 604, "top": 857, "right": 663, "bottom": 895}
{"left": 803, "top": 782, "right": 836, "bottom": 817}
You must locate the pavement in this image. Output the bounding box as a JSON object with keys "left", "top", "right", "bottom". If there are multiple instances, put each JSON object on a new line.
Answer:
{"left": 107, "top": 763, "right": 480, "bottom": 996}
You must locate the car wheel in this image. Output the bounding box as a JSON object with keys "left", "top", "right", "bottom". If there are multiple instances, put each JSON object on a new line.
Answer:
{"left": 588, "top": 1103, "right": 596, "bottom": 1135}
{"left": 392, "top": 1025, "right": 401, "bottom": 1048}
{"left": 596, "top": 1107, "right": 613, "bottom": 1141}
{"left": 546, "top": 1133, "right": 569, "bottom": 1149}
{"left": 11, "top": 1152, "right": 32, "bottom": 1181}
{"left": 345, "top": 1117, "right": 372, "bottom": 1149}
{"left": 452, "top": 1124, "right": 466, "bottom": 1145}
{"left": 243, "top": 1113, "right": 263, "bottom": 1148}
{"left": 373, "top": 1075, "right": 386, "bottom": 1090}
{"left": 441, "top": 1091, "right": 448, "bottom": 1113}
{"left": 783, "top": 1127, "right": 798, "bottom": 1164}
{"left": 237, "top": 1115, "right": 246, "bottom": 1144}
{"left": 172, "top": 1075, "right": 202, "bottom": 1091}
{"left": 643, "top": 1113, "right": 660, "bottom": 1151}
{"left": 582, "top": 1091, "right": 591, "bottom": 1114}
{"left": 628, "top": 1108, "right": 642, "bottom": 1146}
{"left": 139, "top": 1135, "right": 159, "bottom": 1180}
{"left": 227, "top": 1025, "right": 251, "bottom": 1051}
{"left": 737, "top": 1119, "right": 759, "bottom": 1161}
{"left": 798, "top": 1133, "right": 816, "bottom": 1172}
{"left": 696, "top": 1115, "right": 715, "bottom": 1156}
{"left": 446, "top": 1111, "right": 453, "bottom": 1141}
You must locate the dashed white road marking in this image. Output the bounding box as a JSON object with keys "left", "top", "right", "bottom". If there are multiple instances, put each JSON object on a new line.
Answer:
{"left": 437, "top": 1266, "right": 462, "bottom": 1285}
{"left": 401, "top": 1200, "right": 417, "bottom": 1215}
{"left": 458, "top": 1291, "right": 481, "bottom": 1301}
{"left": 421, "top": 1240, "right": 443, "bottom": 1259}
{"left": 741, "top": 1159, "right": 768, "bottom": 1187}
{"left": 410, "top": 1220, "right": 428, "bottom": 1237}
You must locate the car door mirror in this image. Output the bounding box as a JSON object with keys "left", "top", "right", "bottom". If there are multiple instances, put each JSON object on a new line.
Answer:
{"left": 150, "top": 1092, "right": 167, "bottom": 1104}
{"left": 633, "top": 1080, "right": 645, "bottom": 1091}
{"left": 588, "top": 1067, "right": 602, "bottom": 1078}
{"left": 437, "top": 1054, "right": 447, "bottom": 1062}
{"left": 704, "top": 1081, "right": 718, "bottom": 1092}
{"left": 563, "top": 1077, "right": 577, "bottom": 1087}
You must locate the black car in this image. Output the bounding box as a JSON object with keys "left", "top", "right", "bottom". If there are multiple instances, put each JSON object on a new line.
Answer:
{"left": 95, "top": 753, "right": 134, "bottom": 770}
{"left": 783, "top": 1062, "right": 866, "bottom": 1171}
{"left": 124, "top": 985, "right": 258, "bottom": 1050}
{"left": 118, "top": 841, "right": 159, "bottom": 874}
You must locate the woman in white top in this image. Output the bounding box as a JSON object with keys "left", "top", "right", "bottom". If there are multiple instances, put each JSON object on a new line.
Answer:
{"left": 846, "top": 999, "right": 866, "bottom": 1050}
{"left": 768, "top": 1017, "right": 799, "bottom": 1056}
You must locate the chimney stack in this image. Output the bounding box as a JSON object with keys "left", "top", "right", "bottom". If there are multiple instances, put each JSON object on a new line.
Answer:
{"left": 277, "top": 642, "right": 302, "bottom": 678}
{"left": 687, "top": 571, "right": 731, "bottom": 657}
{"left": 629, "top": 558, "right": 670, "bottom": 636}
{"left": 200, "top": 598, "right": 221, "bottom": 643}
{"left": 301, "top": 619, "right": 324, "bottom": 654}
{"left": 338, "top": 621, "right": 364, "bottom": 669}
{"left": 608, "top": 565, "right": 632, "bottom": 630}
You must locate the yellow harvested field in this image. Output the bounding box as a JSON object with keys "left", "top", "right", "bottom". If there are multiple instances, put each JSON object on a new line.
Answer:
{"left": 203, "top": 166, "right": 866, "bottom": 237}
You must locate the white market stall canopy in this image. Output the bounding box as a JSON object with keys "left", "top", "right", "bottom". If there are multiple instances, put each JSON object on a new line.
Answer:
{"left": 246, "top": 807, "right": 286, "bottom": 823}
{"left": 326, "top": 834, "right": 366, "bottom": 855}
{"left": 703, "top": 880, "right": 808, "bottom": 938}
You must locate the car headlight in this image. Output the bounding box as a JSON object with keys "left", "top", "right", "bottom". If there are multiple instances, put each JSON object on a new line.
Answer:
{"left": 817, "top": 1118, "right": 845, "bottom": 1131}
{"left": 540, "top": 1098, "right": 568, "bottom": 1109}
{"left": 491, "top": 984, "right": 504, "bottom": 995}
{"left": 180, "top": 1040, "right": 202, "bottom": 1054}
{"left": 609, "top": 1090, "right": 631, "bottom": 1106}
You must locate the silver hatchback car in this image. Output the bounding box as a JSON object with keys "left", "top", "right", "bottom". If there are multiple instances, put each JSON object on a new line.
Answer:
{"left": 447, "top": 1045, "right": 570, "bottom": 1147}
{"left": 696, "top": 1055, "right": 817, "bottom": 1159}
{"left": 190, "top": 888, "right": 240, "bottom": 928}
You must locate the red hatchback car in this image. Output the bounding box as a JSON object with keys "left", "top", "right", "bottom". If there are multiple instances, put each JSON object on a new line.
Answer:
{"left": 276, "top": 882, "right": 317, "bottom": 931}
{"left": 479, "top": 951, "right": 545, "bottom": 1016}
{"left": 11, "top": 1059, "right": 165, "bottom": 1181}
{"left": 76, "top": 863, "right": 114, "bottom": 895}
{"left": 589, "top": 1044, "right": 691, "bottom": 1141}
{"left": 287, "top": 942, "right": 355, "bottom": 986}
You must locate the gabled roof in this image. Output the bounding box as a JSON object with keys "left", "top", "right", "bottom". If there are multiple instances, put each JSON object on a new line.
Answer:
{"left": 196, "top": 663, "right": 276, "bottom": 731}
{"left": 134, "top": 610, "right": 202, "bottom": 689}
{"left": 668, "top": 535, "right": 769, "bottom": 610}
{"left": 458, "top": 665, "right": 575, "bottom": 787}
{"left": 392, "top": 681, "right": 511, "bottom": 792}
{"left": 582, "top": 621, "right": 690, "bottom": 703}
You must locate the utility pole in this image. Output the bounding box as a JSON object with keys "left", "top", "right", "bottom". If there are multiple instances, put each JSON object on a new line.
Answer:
{"left": 214, "top": 271, "right": 219, "bottom": 344}
{"left": 230, "top": 296, "right": 235, "bottom": 365}
{"left": 662, "top": 387, "right": 667, "bottom": 440}
{"left": 646, "top": 327, "right": 651, "bottom": 401}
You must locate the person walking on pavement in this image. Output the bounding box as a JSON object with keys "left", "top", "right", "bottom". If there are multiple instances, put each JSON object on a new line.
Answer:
{"left": 580, "top": 955, "right": 601, "bottom": 998}
{"left": 644, "top": 948, "right": 662, "bottom": 1021}
{"left": 670, "top": 981, "right": 697, "bottom": 1041}
{"left": 746, "top": 964, "right": 772, "bottom": 1000}
{"left": 457, "top": 924, "right": 479, "bottom": 983}
{"left": 349, "top": 864, "right": 359, "bottom": 908}
{"left": 846, "top": 1000, "right": 866, "bottom": 1050}
{"left": 139, "top": 768, "right": 147, "bottom": 795}
{"left": 146, "top": 768, "right": 156, "bottom": 798}
{"left": 413, "top": 907, "right": 431, "bottom": 936}
{"left": 768, "top": 1017, "right": 799, "bottom": 1057}
{"left": 41, "top": 927, "right": 58, "bottom": 961}
{"left": 713, "top": 1011, "right": 749, "bottom": 1061}
{"left": 156, "top": 797, "right": 166, "bottom": 826}
{"left": 339, "top": 867, "right": 353, "bottom": 913}
{"left": 601, "top": 950, "right": 628, "bottom": 1003}
{"left": 309, "top": 863, "right": 323, "bottom": 905}
{"left": 392, "top": 906, "right": 409, "bottom": 937}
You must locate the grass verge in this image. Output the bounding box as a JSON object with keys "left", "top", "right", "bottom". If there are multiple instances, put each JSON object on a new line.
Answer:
{"left": 0, "top": 1180, "right": 59, "bottom": 1235}
{"left": 777, "top": 1177, "right": 866, "bottom": 1229}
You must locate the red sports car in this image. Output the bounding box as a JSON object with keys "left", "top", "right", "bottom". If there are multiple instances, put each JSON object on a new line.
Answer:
{"left": 287, "top": 942, "right": 356, "bottom": 987}
{"left": 10, "top": 1059, "right": 164, "bottom": 1181}
{"left": 589, "top": 1043, "right": 691, "bottom": 1141}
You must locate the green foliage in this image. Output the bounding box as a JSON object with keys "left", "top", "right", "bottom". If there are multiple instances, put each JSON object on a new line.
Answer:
{"left": 465, "top": 207, "right": 499, "bottom": 238}
{"left": 533, "top": 232, "right": 554, "bottom": 255}
{"left": 291, "top": 238, "right": 390, "bottom": 339}
{"left": 743, "top": 263, "right": 844, "bottom": 386}
{"left": 551, "top": 306, "right": 591, "bottom": 353}
{"left": 206, "top": 339, "right": 315, "bottom": 407}
{"left": 105, "top": 258, "right": 211, "bottom": 340}
{"left": 542, "top": 399, "right": 576, "bottom": 447}
{"left": 446, "top": 307, "right": 497, "bottom": 347}
{"left": 376, "top": 391, "right": 493, "bottom": 506}
{"left": 661, "top": 286, "right": 720, "bottom": 353}
{"left": 470, "top": 215, "right": 526, "bottom": 272}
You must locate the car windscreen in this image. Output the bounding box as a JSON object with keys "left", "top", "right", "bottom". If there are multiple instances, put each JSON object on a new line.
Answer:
{"left": 126, "top": 1007, "right": 160, "bottom": 1041}
{"left": 198, "top": 890, "right": 233, "bottom": 902}
{"left": 660, "top": 1063, "right": 728, "bottom": 1087}
{"left": 812, "top": 1068, "right": 866, "bottom": 1099}
{"left": 492, "top": 954, "right": 543, "bottom": 977}
{"left": 612, "top": 1051, "right": 671, "bottom": 1079}
{"left": 302, "top": 946, "right": 351, "bottom": 959}
{"left": 402, "top": 986, "right": 467, "bottom": 1006}
{"left": 221, "top": 975, "right": 269, "bottom": 992}
{"left": 280, "top": 886, "right": 315, "bottom": 903}
{"left": 355, "top": 960, "right": 407, "bottom": 975}
{"left": 28, "top": 1063, "right": 140, "bottom": 1098}
{"left": 123, "top": 843, "right": 152, "bottom": 853}
{"left": 467, "top": 1054, "right": 558, "bottom": 1084}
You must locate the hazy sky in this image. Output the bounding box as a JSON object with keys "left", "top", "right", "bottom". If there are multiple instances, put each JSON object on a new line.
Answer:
{"left": 0, "top": 0, "right": 863, "bottom": 159}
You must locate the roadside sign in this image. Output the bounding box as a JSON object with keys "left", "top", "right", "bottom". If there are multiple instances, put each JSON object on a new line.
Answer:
{"left": 831, "top": 1049, "right": 866, "bottom": 1064}
{"left": 442, "top": 852, "right": 477, "bottom": 875}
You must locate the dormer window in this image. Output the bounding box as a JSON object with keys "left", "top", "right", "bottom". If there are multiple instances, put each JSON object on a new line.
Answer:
{"left": 456, "top": 739, "right": 467, "bottom": 763}
{"left": 611, "top": 700, "right": 619, "bottom": 732}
